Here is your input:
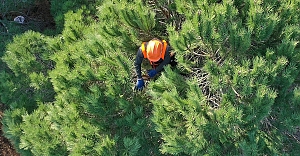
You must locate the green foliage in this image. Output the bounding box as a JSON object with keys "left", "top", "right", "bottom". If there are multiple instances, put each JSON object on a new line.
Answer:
{"left": 48, "top": 8, "right": 161, "bottom": 155}
{"left": 1, "top": 31, "right": 55, "bottom": 111}
{"left": 95, "top": 0, "right": 158, "bottom": 52}
{"left": 0, "top": 70, "right": 36, "bottom": 112}
{"left": 2, "top": 108, "right": 32, "bottom": 155}
{"left": 50, "top": 0, "right": 102, "bottom": 33}
{"left": 2, "top": 5, "right": 162, "bottom": 155}
{"left": 153, "top": 0, "right": 300, "bottom": 155}
{"left": 1, "top": 0, "right": 300, "bottom": 156}
{"left": 123, "top": 137, "right": 141, "bottom": 156}
{"left": 3, "top": 31, "right": 53, "bottom": 76}
{"left": 18, "top": 102, "right": 115, "bottom": 156}
{"left": 150, "top": 67, "right": 244, "bottom": 155}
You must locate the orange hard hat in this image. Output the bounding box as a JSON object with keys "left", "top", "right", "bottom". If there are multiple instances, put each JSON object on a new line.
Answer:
{"left": 147, "top": 40, "right": 163, "bottom": 62}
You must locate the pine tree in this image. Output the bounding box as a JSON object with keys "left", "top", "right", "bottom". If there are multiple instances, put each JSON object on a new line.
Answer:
{"left": 1, "top": 0, "right": 300, "bottom": 155}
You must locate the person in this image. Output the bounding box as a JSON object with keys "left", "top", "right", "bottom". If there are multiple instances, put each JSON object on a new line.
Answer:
{"left": 134, "top": 38, "right": 176, "bottom": 91}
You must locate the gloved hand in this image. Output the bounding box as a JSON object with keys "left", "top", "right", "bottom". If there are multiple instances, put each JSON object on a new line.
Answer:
{"left": 147, "top": 69, "right": 157, "bottom": 78}
{"left": 134, "top": 79, "right": 144, "bottom": 91}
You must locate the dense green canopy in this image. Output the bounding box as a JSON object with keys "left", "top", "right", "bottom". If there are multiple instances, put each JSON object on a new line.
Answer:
{"left": 1, "top": 0, "right": 300, "bottom": 155}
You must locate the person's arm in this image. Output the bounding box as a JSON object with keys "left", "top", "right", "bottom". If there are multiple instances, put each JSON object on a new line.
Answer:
{"left": 155, "top": 46, "right": 171, "bottom": 72}
{"left": 134, "top": 48, "right": 144, "bottom": 79}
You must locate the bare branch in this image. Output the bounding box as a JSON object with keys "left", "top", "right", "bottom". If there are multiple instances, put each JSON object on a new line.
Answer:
{"left": 231, "top": 86, "right": 241, "bottom": 98}
{"left": 193, "top": 51, "right": 210, "bottom": 57}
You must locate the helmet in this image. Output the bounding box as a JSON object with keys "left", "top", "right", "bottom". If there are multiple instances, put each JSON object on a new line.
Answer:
{"left": 147, "top": 40, "right": 163, "bottom": 62}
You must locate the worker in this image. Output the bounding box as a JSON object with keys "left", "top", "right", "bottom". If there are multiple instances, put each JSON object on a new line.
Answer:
{"left": 134, "top": 38, "right": 176, "bottom": 91}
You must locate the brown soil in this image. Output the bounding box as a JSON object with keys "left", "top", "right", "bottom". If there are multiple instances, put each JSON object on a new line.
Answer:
{"left": 0, "top": 103, "right": 20, "bottom": 156}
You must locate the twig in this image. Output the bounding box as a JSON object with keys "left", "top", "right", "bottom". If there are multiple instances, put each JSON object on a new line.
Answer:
{"left": 285, "top": 132, "right": 300, "bottom": 143}
{"left": 193, "top": 51, "right": 210, "bottom": 57}
{"left": 231, "top": 86, "right": 241, "bottom": 98}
